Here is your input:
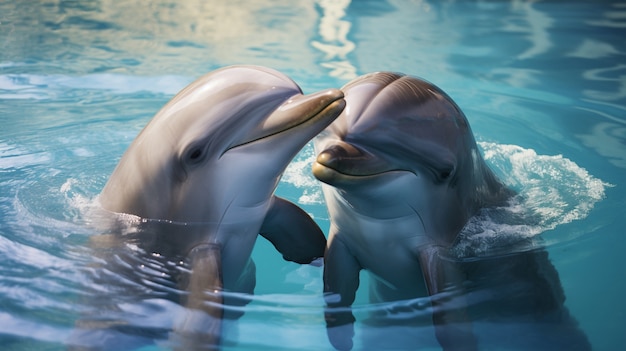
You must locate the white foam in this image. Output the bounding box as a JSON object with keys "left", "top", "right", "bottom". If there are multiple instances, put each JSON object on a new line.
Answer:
{"left": 281, "top": 143, "right": 324, "bottom": 204}
{"left": 59, "top": 178, "right": 104, "bottom": 227}
{"left": 480, "top": 142, "right": 609, "bottom": 226}
{"left": 454, "top": 142, "right": 611, "bottom": 256}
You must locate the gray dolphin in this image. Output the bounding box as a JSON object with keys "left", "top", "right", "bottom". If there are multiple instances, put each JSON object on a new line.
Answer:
{"left": 312, "top": 72, "right": 512, "bottom": 350}
{"left": 85, "top": 65, "right": 345, "bottom": 349}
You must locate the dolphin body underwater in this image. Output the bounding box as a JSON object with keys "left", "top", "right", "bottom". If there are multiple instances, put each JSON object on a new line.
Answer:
{"left": 71, "top": 65, "right": 345, "bottom": 350}
{"left": 313, "top": 72, "right": 591, "bottom": 350}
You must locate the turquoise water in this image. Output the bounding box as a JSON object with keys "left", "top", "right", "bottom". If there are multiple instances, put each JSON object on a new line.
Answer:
{"left": 1, "top": 0, "right": 624, "bottom": 350}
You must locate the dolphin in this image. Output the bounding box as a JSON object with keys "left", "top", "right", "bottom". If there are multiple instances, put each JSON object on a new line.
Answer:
{"left": 312, "top": 72, "right": 512, "bottom": 350}
{"left": 77, "top": 65, "right": 345, "bottom": 349}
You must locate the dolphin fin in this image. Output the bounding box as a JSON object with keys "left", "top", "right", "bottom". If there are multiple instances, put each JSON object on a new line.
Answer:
{"left": 417, "top": 245, "right": 477, "bottom": 351}
{"left": 173, "top": 244, "right": 223, "bottom": 350}
{"left": 324, "top": 235, "right": 361, "bottom": 351}
{"left": 259, "top": 196, "right": 326, "bottom": 264}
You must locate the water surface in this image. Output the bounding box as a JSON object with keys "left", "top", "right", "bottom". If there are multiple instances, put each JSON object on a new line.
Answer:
{"left": 1, "top": 1, "right": 624, "bottom": 350}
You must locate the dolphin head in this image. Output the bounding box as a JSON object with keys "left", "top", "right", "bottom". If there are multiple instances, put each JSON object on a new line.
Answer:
{"left": 313, "top": 72, "right": 507, "bottom": 245}
{"left": 100, "top": 65, "right": 345, "bottom": 225}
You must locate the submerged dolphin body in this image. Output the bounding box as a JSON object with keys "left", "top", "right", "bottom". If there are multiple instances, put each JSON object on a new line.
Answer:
{"left": 75, "top": 65, "right": 345, "bottom": 349}
{"left": 313, "top": 72, "right": 512, "bottom": 350}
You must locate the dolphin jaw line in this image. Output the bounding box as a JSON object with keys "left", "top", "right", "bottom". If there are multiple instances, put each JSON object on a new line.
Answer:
{"left": 312, "top": 160, "right": 415, "bottom": 182}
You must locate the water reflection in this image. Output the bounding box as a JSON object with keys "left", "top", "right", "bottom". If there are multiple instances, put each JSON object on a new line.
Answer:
{"left": 568, "top": 39, "right": 620, "bottom": 59}
{"left": 0, "top": 0, "right": 324, "bottom": 76}
{"left": 340, "top": 0, "right": 457, "bottom": 80}
{"left": 582, "top": 64, "right": 626, "bottom": 101}
{"left": 507, "top": 0, "right": 553, "bottom": 60}
{"left": 578, "top": 122, "right": 626, "bottom": 169}
{"left": 311, "top": 0, "right": 357, "bottom": 80}
{"left": 352, "top": 248, "right": 592, "bottom": 351}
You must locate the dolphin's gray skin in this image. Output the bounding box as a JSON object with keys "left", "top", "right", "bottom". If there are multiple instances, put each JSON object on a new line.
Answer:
{"left": 73, "top": 65, "right": 345, "bottom": 350}
{"left": 312, "top": 72, "right": 512, "bottom": 350}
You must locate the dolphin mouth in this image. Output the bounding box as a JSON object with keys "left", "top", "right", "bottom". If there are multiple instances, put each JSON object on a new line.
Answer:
{"left": 312, "top": 143, "right": 405, "bottom": 183}
{"left": 230, "top": 89, "right": 345, "bottom": 150}
{"left": 312, "top": 160, "right": 409, "bottom": 185}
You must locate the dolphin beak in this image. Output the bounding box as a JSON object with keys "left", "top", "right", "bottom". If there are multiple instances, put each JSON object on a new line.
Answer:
{"left": 234, "top": 89, "right": 345, "bottom": 148}
{"left": 313, "top": 142, "right": 361, "bottom": 183}
{"left": 174, "top": 244, "right": 223, "bottom": 347}
{"left": 313, "top": 141, "right": 392, "bottom": 183}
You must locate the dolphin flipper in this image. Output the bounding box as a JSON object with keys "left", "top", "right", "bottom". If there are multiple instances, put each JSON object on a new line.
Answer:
{"left": 323, "top": 236, "right": 361, "bottom": 351}
{"left": 259, "top": 196, "right": 326, "bottom": 264}
{"left": 173, "top": 244, "right": 223, "bottom": 350}
{"left": 417, "top": 245, "right": 477, "bottom": 351}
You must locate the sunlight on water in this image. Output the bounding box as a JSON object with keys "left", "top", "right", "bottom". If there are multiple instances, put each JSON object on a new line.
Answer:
{"left": 0, "top": 142, "right": 52, "bottom": 169}
{"left": 0, "top": 73, "right": 190, "bottom": 100}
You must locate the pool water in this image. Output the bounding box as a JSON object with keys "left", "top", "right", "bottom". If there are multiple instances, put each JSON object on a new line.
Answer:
{"left": 1, "top": 0, "right": 624, "bottom": 350}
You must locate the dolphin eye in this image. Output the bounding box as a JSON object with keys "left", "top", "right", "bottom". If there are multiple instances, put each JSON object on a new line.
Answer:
{"left": 185, "top": 146, "right": 206, "bottom": 164}
{"left": 438, "top": 165, "right": 456, "bottom": 181}
{"left": 190, "top": 149, "right": 202, "bottom": 160}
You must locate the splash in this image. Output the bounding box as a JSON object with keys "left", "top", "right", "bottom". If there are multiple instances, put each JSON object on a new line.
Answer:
{"left": 453, "top": 142, "right": 611, "bottom": 257}
{"left": 281, "top": 143, "right": 324, "bottom": 205}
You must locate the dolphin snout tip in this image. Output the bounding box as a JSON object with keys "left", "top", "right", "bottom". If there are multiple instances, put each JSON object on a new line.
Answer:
{"left": 312, "top": 160, "right": 335, "bottom": 183}
{"left": 313, "top": 88, "right": 345, "bottom": 106}
{"left": 326, "top": 88, "right": 344, "bottom": 99}
{"left": 313, "top": 146, "right": 346, "bottom": 182}
{"left": 316, "top": 145, "right": 345, "bottom": 168}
